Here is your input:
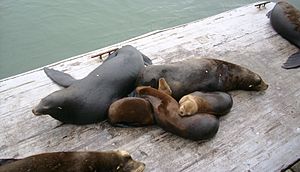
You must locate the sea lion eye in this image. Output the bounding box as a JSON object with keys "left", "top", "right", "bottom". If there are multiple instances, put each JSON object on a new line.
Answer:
{"left": 248, "top": 85, "right": 253, "bottom": 88}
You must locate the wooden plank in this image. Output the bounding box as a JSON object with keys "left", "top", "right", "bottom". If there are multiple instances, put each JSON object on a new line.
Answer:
{"left": 0, "top": 2, "right": 299, "bottom": 171}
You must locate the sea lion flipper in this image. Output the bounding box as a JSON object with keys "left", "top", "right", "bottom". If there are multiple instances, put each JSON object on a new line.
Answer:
{"left": 158, "top": 78, "right": 172, "bottom": 95}
{"left": 44, "top": 67, "right": 76, "bottom": 87}
{"left": 142, "top": 54, "right": 152, "bottom": 66}
{"left": 282, "top": 51, "right": 300, "bottom": 69}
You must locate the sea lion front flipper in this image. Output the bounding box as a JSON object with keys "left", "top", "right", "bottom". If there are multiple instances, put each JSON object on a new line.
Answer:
{"left": 44, "top": 67, "right": 76, "bottom": 87}
{"left": 142, "top": 54, "right": 152, "bottom": 66}
{"left": 282, "top": 51, "right": 300, "bottom": 69}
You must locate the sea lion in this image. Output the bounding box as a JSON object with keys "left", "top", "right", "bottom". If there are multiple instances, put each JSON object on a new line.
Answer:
{"left": 136, "top": 83, "right": 219, "bottom": 141}
{"left": 0, "top": 151, "right": 145, "bottom": 172}
{"left": 136, "top": 58, "right": 268, "bottom": 100}
{"left": 108, "top": 97, "right": 155, "bottom": 127}
{"left": 108, "top": 78, "right": 172, "bottom": 127}
{"left": 267, "top": 1, "right": 300, "bottom": 69}
{"left": 179, "top": 91, "right": 233, "bottom": 117}
{"left": 32, "top": 45, "right": 152, "bottom": 124}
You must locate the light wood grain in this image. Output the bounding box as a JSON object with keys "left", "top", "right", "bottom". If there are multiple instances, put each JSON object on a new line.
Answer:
{"left": 0, "top": 2, "right": 299, "bottom": 172}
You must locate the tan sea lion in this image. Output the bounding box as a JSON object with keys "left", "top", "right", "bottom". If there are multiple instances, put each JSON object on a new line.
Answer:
{"left": 137, "top": 58, "right": 268, "bottom": 100}
{"left": 0, "top": 151, "right": 145, "bottom": 172}
{"left": 179, "top": 91, "right": 233, "bottom": 117}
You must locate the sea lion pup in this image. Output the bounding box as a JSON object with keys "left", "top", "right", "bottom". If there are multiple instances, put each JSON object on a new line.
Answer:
{"left": 108, "top": 97, "right": 155, "bottom": 127}
{"left": 136, "top": 79, "right": 219, "bottom": 141}
{"left": 0, "top": 151, "right": 145, "bottom": 172}
{"left": 108, "top": 78, "right": 172, "bottom": 127}
{"left": 267, "top": 1, "right": 300, "bottom": 69}
{"left": 32, "top": 45, "right": 152, "bottom": 124}
{"left": 136, "top": 58, "right": 268, "bottom": 100}
{"left": 179, "top": 91, "right": 233, "bottom": 117}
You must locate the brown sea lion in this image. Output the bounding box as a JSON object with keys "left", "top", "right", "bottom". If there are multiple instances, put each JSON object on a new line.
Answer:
{"left": 108, "top": 97, "right": 155, "bottom": 127}
{"left": 179, "top": 91, "right": 233, "bottom": 117}
{"left": 136, "top": 58, "right": 268, "bottom": 100}
{"left": 136, "top": 80, "right": 219, "bottom": 141}
{"left": 108, "top": 78, "right": 172, "bottom": 127}
{"left": 0, "top": 151, "right": 145, "bottom": 172}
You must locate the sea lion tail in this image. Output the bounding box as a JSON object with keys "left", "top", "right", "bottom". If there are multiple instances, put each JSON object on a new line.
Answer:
{"left": 282, "top": 51, "right": 300, "bottom": 69}
{"left": 44, "top": 67, "right": 76, "bottom": 87}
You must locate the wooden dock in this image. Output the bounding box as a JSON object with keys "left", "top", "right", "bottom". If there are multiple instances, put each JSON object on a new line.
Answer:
{"left": 0, "top": 2, "right": 299, "bottom": 171}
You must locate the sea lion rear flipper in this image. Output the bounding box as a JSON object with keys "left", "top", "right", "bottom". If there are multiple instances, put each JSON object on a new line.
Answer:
{"left": 44, "top": 67, "right": 76, "bottom": 87}
{"left": 282, "top": 51, "right": 300, "bottom": 69}
{"left": 142, "top": 54, "right": 152, "bottom": 66}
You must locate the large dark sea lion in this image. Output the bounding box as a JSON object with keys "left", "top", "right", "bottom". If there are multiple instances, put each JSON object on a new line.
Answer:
{"left": 179, "top": 91, "right": 233, "bottom": 117}
{"left": 137, "top": 58, "right": 268, "bottom": 100}
{"left": 32, "top": 45, "right": 152, "bottom": 124}
{"left": 267, "top": 1, "right": 300, "bottom": 69}
{"left": 0, "top": 151, "right": 145, "bottom": 172}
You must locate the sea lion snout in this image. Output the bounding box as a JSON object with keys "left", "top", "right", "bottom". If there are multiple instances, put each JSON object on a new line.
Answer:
{"left": 256, "top": 80, "right": 268, "bottom": 90}
{"left": 32, "top": 104, "right": 46, "bottom": 116}
{"left": 123, "top": 160, "right": 145, "bottom": 172}
{"left": 117, "top": 150, "right": 146, "bottom": 172}
{"left": 32, "top": 108, "right": 42, "bottom": 116}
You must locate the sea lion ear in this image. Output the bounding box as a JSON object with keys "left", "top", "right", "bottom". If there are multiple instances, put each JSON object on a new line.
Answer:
{"left": 44, "top": 67, "right": 76, "bottom": 87}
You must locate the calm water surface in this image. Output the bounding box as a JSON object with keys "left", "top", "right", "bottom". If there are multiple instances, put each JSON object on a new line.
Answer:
{"left": 1, "top": 0, "right": 299, "bottom": 79}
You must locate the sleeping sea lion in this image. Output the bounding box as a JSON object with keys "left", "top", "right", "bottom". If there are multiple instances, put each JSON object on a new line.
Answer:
{"left": 108, "top": 78, "right": 172, "bottom": 127}
{"left": 0, "top": 151, "right": 145, "bottom": 172}
{"left": 32, "top": 45, "right": 152, "bottom": 124}
{"left": 108, "top": 97, "right": 155, "bottom": 127}
{"left": 267, "top": 1, "right": 300, "bottom": 69}
{"left": 136, "top": 58, "right": 268, "bottom": 100}
{"left": 179, "top": 91, "right": 233, "bottom": 117}
{"left": 136, "top": 83, "right": 219, "bottom": 141}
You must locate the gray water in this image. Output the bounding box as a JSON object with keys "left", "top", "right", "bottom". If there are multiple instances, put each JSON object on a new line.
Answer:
{"left": 1, "top": 0, "right": 299, "bottom": 79}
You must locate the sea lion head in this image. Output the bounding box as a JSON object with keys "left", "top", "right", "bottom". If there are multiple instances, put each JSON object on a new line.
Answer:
{"left": 178, "top": 95, "right": 198, "bottom": 116}
{"left": 32, "top": 90, "right": 68, "bottom": 116}
{"left": 237, "top": 71, "right": 268, "bottom": 91}
{"left": 136, "top": 66, "right": 160, "bottom": 88}
{"left": 32, "top": 90, "right": 80, "bottom": 123}
{"left": 116, "top": 151, "right": 145, "bottom": 172}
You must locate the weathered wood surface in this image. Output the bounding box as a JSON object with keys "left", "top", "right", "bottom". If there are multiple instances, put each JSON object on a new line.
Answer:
{"left": 0, "top": 2, "right": 299, "bottom": 171}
